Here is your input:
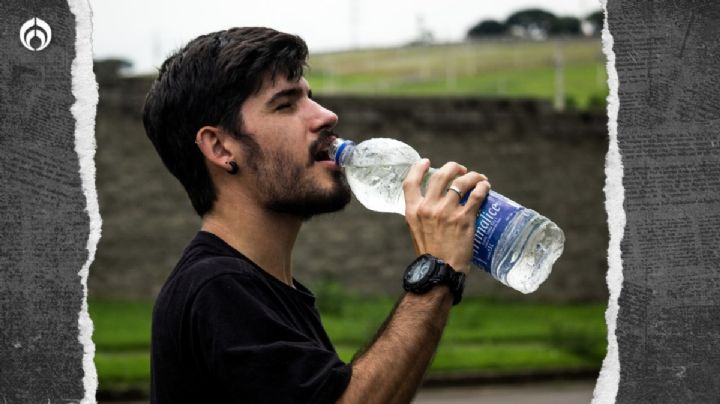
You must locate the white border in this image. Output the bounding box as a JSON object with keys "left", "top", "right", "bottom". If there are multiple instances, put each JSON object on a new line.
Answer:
{"left": 592, "top": 0, "right": 624, "bottom": 403}
{"left": 68, "top": 0, "right": 100, "bottom": 402}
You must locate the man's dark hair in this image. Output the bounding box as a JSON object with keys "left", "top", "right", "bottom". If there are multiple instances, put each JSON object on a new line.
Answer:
{"left": 142, "top": 27, "right": 309, "bottom": 216}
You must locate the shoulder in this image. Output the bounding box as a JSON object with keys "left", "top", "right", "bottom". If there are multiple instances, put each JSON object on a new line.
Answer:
{"left": 167, "top": 254, "right": 263, "bottom": 298}
{"left": 188, "top": 255, "right": 258, "bottom": 280}
{"left": 153, "top": 255, "right": 276, "bottom": 349}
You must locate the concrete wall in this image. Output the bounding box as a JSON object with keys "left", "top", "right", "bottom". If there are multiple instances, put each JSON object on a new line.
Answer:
{"left": 90, "top": 78, "right": 609, "bottom": 302}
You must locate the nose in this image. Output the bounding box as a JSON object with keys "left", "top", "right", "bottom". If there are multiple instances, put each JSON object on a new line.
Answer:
{"left": 308, "top": 99, "right": 338, "bottom": 134}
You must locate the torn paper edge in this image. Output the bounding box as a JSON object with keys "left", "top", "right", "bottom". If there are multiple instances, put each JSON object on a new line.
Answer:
{"left": 68, "top": 0, "right": 100, "bottom": 402}
{"left": 592, "top": 0, "right": 624, "bottom": 403}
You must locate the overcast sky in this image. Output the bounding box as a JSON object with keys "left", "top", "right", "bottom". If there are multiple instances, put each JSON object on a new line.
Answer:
{"left": 90, "top": 0, "right": 602, "bottom": 74}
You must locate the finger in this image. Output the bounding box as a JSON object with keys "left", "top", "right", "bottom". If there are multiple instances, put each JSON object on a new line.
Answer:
{"left": 443, "top": 171, "right": 486, "bottom": 205}
{"left": 461, "top": 179, "right": 492, "bottom": 215}
{"left": 425, "top": 162, "right": 467, "bottom": 200}
{"left": 403, "top": 159, "right": 431, "bottom": 206}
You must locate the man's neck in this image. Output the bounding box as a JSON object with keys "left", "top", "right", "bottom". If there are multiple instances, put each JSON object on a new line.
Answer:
{"left": 200, "top": 196, "right": 302, "bottom": 287}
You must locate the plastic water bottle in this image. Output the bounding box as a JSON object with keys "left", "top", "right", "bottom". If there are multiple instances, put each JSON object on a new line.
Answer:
{"left": 331, "top": 137, "right": 565, "bottom": 294}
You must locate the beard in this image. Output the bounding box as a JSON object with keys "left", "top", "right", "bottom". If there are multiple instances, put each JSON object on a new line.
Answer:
{"left": 237, "top": 135, "right": 352, "bottom": 219}
{"left": 262, "top": 164, "right": 351, "bottom": 220}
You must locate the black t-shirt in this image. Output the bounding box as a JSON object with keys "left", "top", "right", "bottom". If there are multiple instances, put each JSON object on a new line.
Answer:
{"left": 151, "top": 231, "right": 352, "bottom": 403}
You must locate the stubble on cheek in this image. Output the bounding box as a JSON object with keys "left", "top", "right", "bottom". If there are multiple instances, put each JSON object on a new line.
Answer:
{"left": 257, "top": 148, "right": 352, "bottom": 217}
{"left": 256, "top": 149, "right": 305, "bottom": 199}
{"left": 231, "top": 129, "right": 263, "bottom": 173}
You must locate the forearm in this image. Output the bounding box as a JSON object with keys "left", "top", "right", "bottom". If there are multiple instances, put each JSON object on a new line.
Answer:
{"left": 337, "top": 286, "right": 453, "bottom": 404}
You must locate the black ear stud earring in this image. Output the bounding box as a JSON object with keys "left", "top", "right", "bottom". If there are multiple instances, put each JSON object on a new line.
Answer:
{"left": 227, "top": 161, "right": 239, "bottom": 175}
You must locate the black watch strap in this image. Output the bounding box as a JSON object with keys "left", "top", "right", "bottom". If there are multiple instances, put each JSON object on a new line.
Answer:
{"left": 403, "top": 254, "right": 466, "bottom": 305}
{"left": 433, "top": 264, "right": 466, "bottom": 305}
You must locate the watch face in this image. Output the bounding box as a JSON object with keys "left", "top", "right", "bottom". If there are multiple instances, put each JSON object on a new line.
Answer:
{"left": 407, "top": 258, "right": 432, "bottom": 284}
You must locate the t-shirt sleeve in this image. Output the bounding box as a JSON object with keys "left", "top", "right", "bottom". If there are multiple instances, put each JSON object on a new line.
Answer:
{"left": 189, "top": 273, "right": 352, "bottom": 404}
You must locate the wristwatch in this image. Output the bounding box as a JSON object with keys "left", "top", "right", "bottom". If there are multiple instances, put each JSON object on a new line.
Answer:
{"left": 403, "top": 254, "right": 465, "bottom": 305}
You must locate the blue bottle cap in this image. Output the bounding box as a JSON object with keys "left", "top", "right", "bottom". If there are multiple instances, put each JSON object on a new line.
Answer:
{"left": 334, "top": 139, "right": 355, "bottom": 166}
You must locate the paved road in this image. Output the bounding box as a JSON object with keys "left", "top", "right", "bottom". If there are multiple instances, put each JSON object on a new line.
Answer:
{"left": 102, "top": 381, "right": 596, "bottom": 403}
{"left": 413, "top": 381, "right": 595, "bottom": 404}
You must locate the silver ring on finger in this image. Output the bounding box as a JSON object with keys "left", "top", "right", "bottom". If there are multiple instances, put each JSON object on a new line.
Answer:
{"left": 447, "top": 185, "right": 463, "bottom": 198}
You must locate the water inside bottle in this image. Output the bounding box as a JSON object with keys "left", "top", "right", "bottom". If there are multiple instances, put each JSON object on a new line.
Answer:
{"left": 342, "top": 138, "right": 421, "bottom": 214}
{"left": 495, "top": 212, "right": 565, "bottom": 294}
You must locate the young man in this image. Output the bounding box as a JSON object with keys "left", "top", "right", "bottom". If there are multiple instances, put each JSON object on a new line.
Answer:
{"left": 143, "top": 27, "right": 490, "bottom": 403}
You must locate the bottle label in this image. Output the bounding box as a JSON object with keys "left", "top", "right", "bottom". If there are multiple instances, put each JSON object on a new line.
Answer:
{"left": 471, "top": 191, "right": 523, "bottom": 272}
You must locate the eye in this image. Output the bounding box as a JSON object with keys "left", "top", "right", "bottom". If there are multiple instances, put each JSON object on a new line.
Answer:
{"left": 275, "top": 100, "right": 297, "bottom": 112}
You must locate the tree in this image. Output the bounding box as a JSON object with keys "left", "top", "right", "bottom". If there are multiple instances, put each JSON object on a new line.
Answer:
{"left": 467, "top": 19, "right": 507, "bottom": 39}
{"left": 586, "top": 10, "right": 604, "bottom": 32}
{"left": 550, "top": 16, "right": 581, "bottom": 35}
{"left": 505, "top": 8, "right": 557, "bottom": 33}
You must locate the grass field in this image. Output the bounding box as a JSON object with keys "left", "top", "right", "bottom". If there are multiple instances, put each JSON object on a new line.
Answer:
{"left": 305, "top": 38, "right": 608, "bottom": 109}
{"left": 91, "top": 296, "right": 606, "bottom": 392}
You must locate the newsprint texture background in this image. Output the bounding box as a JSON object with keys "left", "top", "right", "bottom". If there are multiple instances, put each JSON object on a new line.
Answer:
{"left": 0, "top": 0, "right": 94, "bottom": 402}
{"left": 602, "top": 0, "right": 720, "bottom": 403}
{"left": 0, "top": 1, "right": 719, "bottom": 403}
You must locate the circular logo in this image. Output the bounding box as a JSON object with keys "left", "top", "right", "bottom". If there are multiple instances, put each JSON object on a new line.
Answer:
{"left": 20, "top": 17, "right": 52, "bottom": 51}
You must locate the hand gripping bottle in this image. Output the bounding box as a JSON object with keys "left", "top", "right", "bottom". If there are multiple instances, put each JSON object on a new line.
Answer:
{"left": 330, "top": 137, "right": 565, "bottom": 294}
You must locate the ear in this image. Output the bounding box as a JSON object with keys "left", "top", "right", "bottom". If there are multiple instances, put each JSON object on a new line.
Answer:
{"left": 195, "top": 126, "right": 237, "bottom": 173}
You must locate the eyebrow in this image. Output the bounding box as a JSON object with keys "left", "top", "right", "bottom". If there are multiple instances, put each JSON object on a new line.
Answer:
{"left": 265, "top": 87, "right": 313, "bottom": 107}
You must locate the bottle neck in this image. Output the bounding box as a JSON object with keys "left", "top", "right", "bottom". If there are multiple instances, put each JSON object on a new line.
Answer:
{"left": 331, "top": 138, "right": 355, "bottom": 166}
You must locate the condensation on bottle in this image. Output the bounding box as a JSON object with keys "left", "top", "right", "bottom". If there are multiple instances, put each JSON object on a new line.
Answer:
{"left": 331, "top": 137, "right": 565, "bottom": 294}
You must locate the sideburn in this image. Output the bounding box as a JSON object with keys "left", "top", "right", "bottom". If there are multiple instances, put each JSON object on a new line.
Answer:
{"left": 229, "top": 128, "right": 262, "bottom": 172}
